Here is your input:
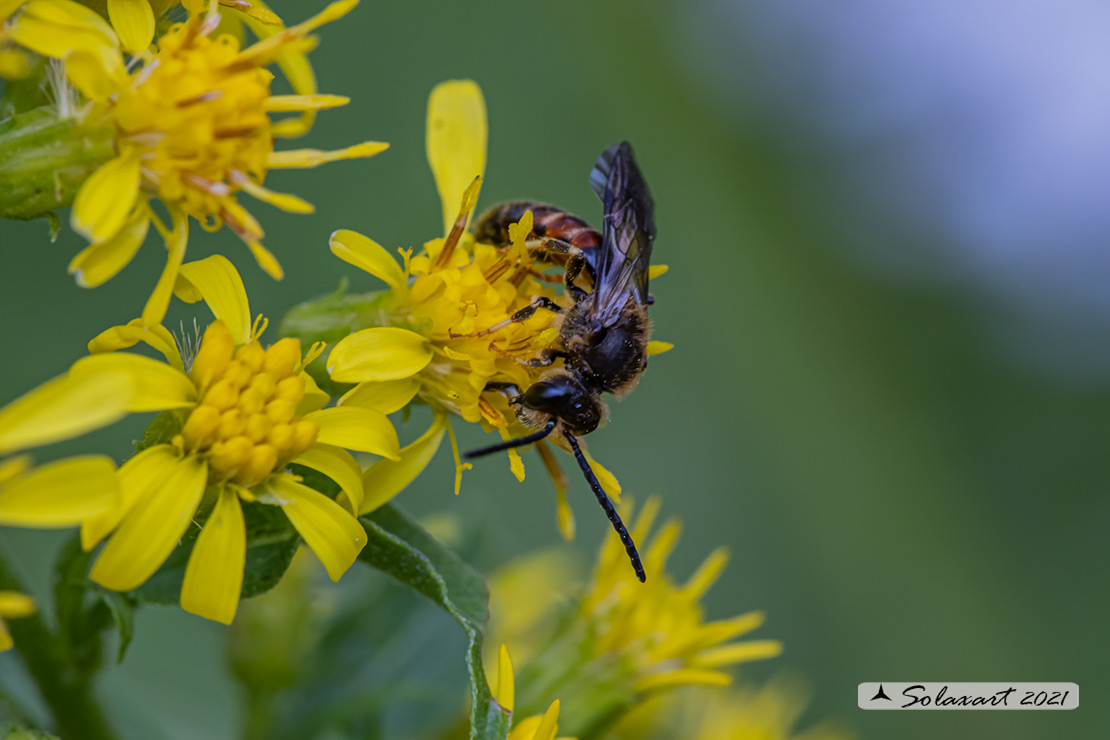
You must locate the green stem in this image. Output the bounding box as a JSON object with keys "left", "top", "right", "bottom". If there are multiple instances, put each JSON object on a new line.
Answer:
{"left": 0, "top": 106, "right": 115, "bottom": 221}
{"left": 0, "top": 548, "right": 119, "bottom": 740}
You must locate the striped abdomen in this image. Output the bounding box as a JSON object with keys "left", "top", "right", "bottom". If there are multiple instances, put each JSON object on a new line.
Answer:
{"left": 474, "top": 201, "right": 602, "bottom": 251}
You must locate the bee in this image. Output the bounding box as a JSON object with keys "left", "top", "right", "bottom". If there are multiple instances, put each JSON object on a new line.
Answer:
{"left": 458, "top": 142, "right": 656, "bottom": 582}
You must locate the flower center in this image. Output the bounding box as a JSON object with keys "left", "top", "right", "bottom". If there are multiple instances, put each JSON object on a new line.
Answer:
{"left": 178, "top": 327, "right": 317, "bottom": 487}
{"left": 115, "top": 22, "right": 272, "bottom": 222}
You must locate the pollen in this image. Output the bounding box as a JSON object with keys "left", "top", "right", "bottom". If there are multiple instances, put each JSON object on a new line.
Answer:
{"left": 179, "top": 325, "right": 316, "bottom": 487}
{"left": 113, "top": 23, "right": 274, "bottom": 234}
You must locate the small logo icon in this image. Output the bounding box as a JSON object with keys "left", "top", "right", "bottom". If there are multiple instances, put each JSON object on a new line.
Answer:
{"left": 871, "top": 684, "right": 892, "bottom": 701}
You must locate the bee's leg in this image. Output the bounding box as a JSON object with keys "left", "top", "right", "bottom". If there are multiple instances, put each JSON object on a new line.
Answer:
{"left": 526, "top": 237, "right": 596, "bottom": 292}
{"left": 487, "top": 343, "right": 567, "bottom": 368}
{"left": 525, "top": 236, "right": 578, "bottom": 261}
{"left": 482, "top": 381, "right": 522, "bottom": 395}
{"left": 520, "top": 348, "right": 567, "bottom": 368}
{"left": 449, "top": 297, "right": 563, "bottom": 338}
{"left": 564, "top": 253, "right": 589, "bottom": 302}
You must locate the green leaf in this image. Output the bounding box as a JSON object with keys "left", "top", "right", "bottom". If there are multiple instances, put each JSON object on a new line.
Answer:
{"left": 98, "top": 591, "right": 135, "bottom": 664}
{"left": 359, "top": 504, "right": 512, "bottom": 740}
{"left": 135, "top": 410, "right": 182, "bottom": 452}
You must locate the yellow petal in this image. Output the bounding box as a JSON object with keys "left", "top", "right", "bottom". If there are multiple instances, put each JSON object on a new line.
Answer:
{"left": 174, "top": 255, "right": 252, "bottom": 345}
{"left": 444, "top": 418, "right": 470, "bottom": 496}
{"left": 338, "top": 377, "right": 420, "bottom": 415}
{"left": 327, "top": 327, "right": 432, "bottom": 383}
{"left": 70, "top": 353, "right": 195, "bottom": 412}
{"left": 498, "top": 428, "right": 525, "bottom": 482}
{"left": 0, "top": 48, "right": 35, "bottom": 79}
{"left": 0, "top": 592, "right": 35, "bottom": 619}
{"left": 0, "top": 624, "right": 10, "bottom": 651}
{"left": 87, "top": 319, "right": 184, "bottom": 370}
{"left": 264, "top": 94, "right": 348, "bottom": 112}
{"left": 634, "top": 669, "right": 731, "bottom": 693}
{"left": 0, "top": 372, "right": 131, "bottom": 455}
{"left": 329, "top": 230, "right": 405, "bottom": 290}
{"left": 0, "top": 456, "right": 30, "bottom": 486}
{"left": 360, "top": 413, "right": 445, "bottom": 514}
{"left": 645, "top": 341, "right": 673, "bottom": 357}
{"left": 690, "top": 640, "right": 784, "bottom": 668}
{"left": 265, "top": 476, "right": 366, "bottom": 581}
{"left": 303, "top": 407, "right": 400, "bottom": 460}
{"left": 7, "top": 0, "right": 119, "bottom": 58}
{"left": 180, "top": 487, "right": 245, "bottom": 624}
{"left": 0, "top": 0, "right": 26, "bottom": 22}
{"left": 426, "top": 80, "right": 487, "bottom": 235}
{"left": 536, "top": 442, "right": 573, "bottom": 540}
{"left": 71, "top": 153, "right": 140, "bottom": 244}
{"left": 106, "top": 0, "right": 153, "bottom": 53}
{"left": 493, "top": 643, "right": 514, "bottom": 713}
{"left": 90, "top": 454, "right": 206, "bottom": 591}
{"left": 683, "top": 547, "right": 729, "bottom": 600}
{"left": 81, "top": 444, "right": 178, "bottom": 551}
{"left": 532, "top": 700, "right": 561, "bottom": 740}
{"left": 245, "top": 239, "right": 284, "bottom": 280}
{"left": 69, "top": 204, "right": 149, "bottom": 287}
{"left": 292, "top": 443, "right": 364, "bottom": 515}
{"left": 238, "top": 0, "right": 355, "bottom": 68}
{"left": 142, "top": 208, "right": 189, "bottom": 327}
{"left": 236, "top": 0, "right": 331, "bottom": 139}
{"left": 0, "top": 456, "right": 118, "bottom": 527}
{"left": 648, "top": 264, "right": 668, "bottom": 280}
{"left": 221, "top": 0, "right": 281, "bottom": 25}
{"left": 266, "top": 142, "right": 388, "bottom": 168}
{"left": 231, "top": 172, "right": 314, "bottom": 214}
{"left": 296, "top": 371, "right": 330, "bottom": 415}
{"left": 585, "top": 453, "right": 620, "bottom": 502}
{"left": 64, "top": 47, "right": 128, "bottom": 103}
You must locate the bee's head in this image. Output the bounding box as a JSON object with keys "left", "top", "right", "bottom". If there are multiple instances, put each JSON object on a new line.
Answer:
{"left": 518, "top": 374, "right": 599, "bottom": 436}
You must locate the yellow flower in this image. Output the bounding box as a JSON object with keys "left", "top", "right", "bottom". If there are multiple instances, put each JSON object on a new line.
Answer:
{"left": 7, "top": 0, "right": 386, "bottom": 326}
{"left": 105, "top": 0, "right": 282, "bottom": 56}
{"left": 0, "top": 0, "right": 280, "bottom": 76}
{"left": 612, "top": 680, "right": 854, "bottom": 740}
{"left": 0, "top": 591, "right": 35, "bottom": 651}
{"left": 688, "top": 680, "right": 854, "bottom": 740}
{"left": 491, "top": 644, "right": 575, "bottom": 740}
{"left": 494, "top": 497, "right": 781, "bottom": 736}
{"left": 321, "top": 80, "right": 625, "bottom": 527}
{"left": 21, "top": 255, "right": 397, "bottom": 624}
{"left": 580, "top": 496, "right": 783, "bottom": 693}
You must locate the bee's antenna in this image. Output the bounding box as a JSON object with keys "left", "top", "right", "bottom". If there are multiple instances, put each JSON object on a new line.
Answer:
{"left": 463, "top": 421, "right": 557, "bottom": 459}
{"left": 564, "top": 434, "right": 646, "bottom": 582}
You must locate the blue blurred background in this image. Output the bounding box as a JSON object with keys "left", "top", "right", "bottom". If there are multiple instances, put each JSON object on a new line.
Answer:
{"left": 1, "top": 0, "right": 1107, "bottom": 737}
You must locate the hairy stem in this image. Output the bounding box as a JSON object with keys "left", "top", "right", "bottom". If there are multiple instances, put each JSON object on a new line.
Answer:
{"left": 0, "top": 105, "right": 115, "bottom": 221}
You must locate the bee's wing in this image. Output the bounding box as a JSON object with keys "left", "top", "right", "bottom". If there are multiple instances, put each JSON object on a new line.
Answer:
{"left": 588, "top": 142, "right": 656, "bottom": 326}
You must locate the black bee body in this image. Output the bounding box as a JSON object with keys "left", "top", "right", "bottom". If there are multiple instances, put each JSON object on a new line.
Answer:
{"left": 465, "top": 142, "right": 657, "bottom": 582}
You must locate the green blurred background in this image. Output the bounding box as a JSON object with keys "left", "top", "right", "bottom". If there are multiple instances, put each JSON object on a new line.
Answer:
{"left": 1, "top": 0, "right": 1107, "bottom": 737}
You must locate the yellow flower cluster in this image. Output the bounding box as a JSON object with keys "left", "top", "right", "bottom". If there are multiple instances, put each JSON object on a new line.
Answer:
{"left": 487, "top": 497, "right": 782, "bottom": 737}
{"left": 177, "top": 325, "right": 320, "bottom": 488}
{"left": 612, "top": 680, "right": 854, "bottom": 740}
{"left": 492, "top": 644, "right": 574, "bottom": 740}
{"left": 4, "top": 0, "right": 385, "bottom": 325}
{"left": 321, "top": 80, "right": 626, "bottom": 535}
{"left": 581, "top": 496, "right": 783, "bottom": 693}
